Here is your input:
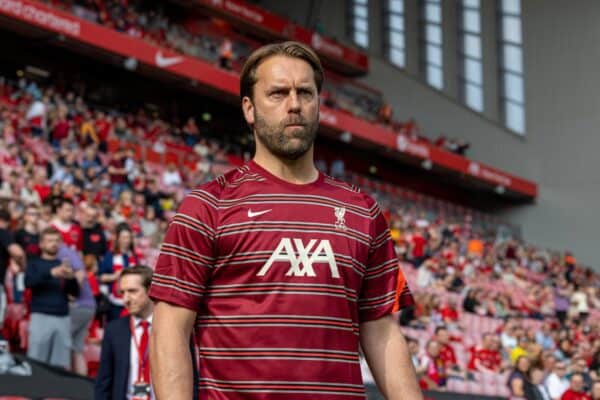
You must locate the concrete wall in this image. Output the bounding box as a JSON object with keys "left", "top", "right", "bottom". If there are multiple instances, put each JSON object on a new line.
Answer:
{"left": 256, "top": 0, "right": 600, "bottom": 267}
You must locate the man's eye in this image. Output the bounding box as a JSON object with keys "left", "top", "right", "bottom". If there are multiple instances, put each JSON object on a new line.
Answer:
{"left": 299, "top": 90, "right": 314, "bottom": 98}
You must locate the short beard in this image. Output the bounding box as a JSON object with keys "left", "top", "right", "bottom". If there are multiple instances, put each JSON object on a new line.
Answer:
{"left": 253, "top": 110, "right": 318, "bottom": 161}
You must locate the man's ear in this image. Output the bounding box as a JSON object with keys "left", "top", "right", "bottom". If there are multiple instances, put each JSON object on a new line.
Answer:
{"left": 242, "top": 96, "right": 255, "bottom": 126}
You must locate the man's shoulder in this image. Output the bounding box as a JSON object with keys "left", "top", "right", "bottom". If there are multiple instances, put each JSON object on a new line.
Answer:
{"left": 321, "top": 174, "right": 381, "bottom": 211}
{"left": 104, "top": 316, "right": 130, "bottom": 336}
{"left": 183, "top": 165, "right": 262, "bottom": 203}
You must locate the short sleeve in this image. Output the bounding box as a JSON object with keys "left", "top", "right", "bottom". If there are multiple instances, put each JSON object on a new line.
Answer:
{"left": 358, "top": 202, "right": 414, "bottom": 323}
{"left": 149, "top": 189, "right": 218, "bottom": 311}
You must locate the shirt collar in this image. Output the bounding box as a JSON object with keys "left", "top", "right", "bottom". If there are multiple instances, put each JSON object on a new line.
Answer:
{"left": 133, "top": 314, "right": 153, "bottom": 327}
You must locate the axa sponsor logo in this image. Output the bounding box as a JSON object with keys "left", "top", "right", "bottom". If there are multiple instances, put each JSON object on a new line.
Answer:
{"left": 257, "top": 238, "right": 340, "bottom": 278}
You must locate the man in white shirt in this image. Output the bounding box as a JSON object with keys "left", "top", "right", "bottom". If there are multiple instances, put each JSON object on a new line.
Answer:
{"left": 95, "top": 266, "right": 154, "bottom": 400}
{"left": 544, "top": 362, "right": 570, "bottom": 400}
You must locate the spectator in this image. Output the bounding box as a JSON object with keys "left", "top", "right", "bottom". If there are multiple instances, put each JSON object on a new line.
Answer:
{"left": 14, "top": 204, "right": 41, "bottom": 302}
{"left": 545, "top": 362, "right": 570, "bottom": 400}
{"left": 463, "top": 288, "right": 482, "bottom": 314}
{"left": 416, "top": 259, "right": 436, "bottom": 289}
{"left": 560, "top": 373, "right": 591, "bottom": 400}
{"left": 507, "top": 355, "right": 532, "bottom": 398}
{"left": 468, "top": 333, "right": 503, "bottom": 373}
{"left": 20, "top": 176, "right": 41, "bottom": 205}
{"left": 0, "top": 209, "right": 25, "bottom": 330}
{"left": 15, "top": 204, "right": 41, "bottom": 258}
{"left": 408, "top": 227, "right": 427, "bottom": 266}
{"left": 406, "top": 337, "right": 420, "bottom": 370}
{"left": 218, "top": 38, "right": 234, "bottom": 70}
{"left": 58, "top": 244, "right": 95, "bottom": 376}
{"left": 530, "top": 366, "right": 552, "bottom": 400}
{"left": 26, "top": 92, "right": 46, "bottom": 138}
{"left": 0, "top": 170, "right": 18, "bottom": 200}
{"left": 536, "top": 321, "right": 557, "bottom": 351}
{"left": 418, "top": 339, "right": 447, "bottom": 390}
{"left": 590, "top": 350, "right": 600, "bottom": 381}
{"left": 555, "top": 279, "right": 571, "bottom": 326}
{"left": 51, "top": 198, "right": 83, "bottom": 251}
{"left": 95, "top": 266, "right": 154, "bottom": 399}
{"left": 108, "top": 147, "right": 129, "bottom": 200}
{"left": 182, "top": 117, "right": 200, "bottom": 147}
{"left": 501, "top": 318, "right": 520, "bottom": 353}
{"left": 80, "top": 203, "right": 108, "bottom": 260}
{"left": 25, "top": 227, "right": 79, "bottom": 369}
{"left": 567, "top": 357, "right": 593, "bottom": 393}
{"left": 555, "top": 339, "right": 574, "bottom": 362}
{"left": 140, "top": 206, "right": 159, "bottom": 241}
{"left": 99, "top": 223, "right": 141, "bottom": 321}
{"left": 434, "top": 326, "right": 464, "bottom": 377}
{"left": 511, "top": 335, "right": 532, "bottom": 364}
{"left": 591, "top": 381, "right": 600, "bottom": 400}
{"left": 161, "top": 162, "right": 182, "bottom": 187}
{"left": 570, "top": 285, "right": 590, "bottom": 322}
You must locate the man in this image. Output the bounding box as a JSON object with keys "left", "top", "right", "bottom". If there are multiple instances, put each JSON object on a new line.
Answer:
{"left": 108, "top": 147, "right": 129, "bottom": 200}
{"left": 417, "top": 340, "right": 446, "bottom": 390}
{"left": 25, "top": 227, "right": 79, "bottom": 369}
{"left": 80, "top": 203, "right": 107, "bottom": 260}
{"left": 149, "top": 42, "right": 422, "bottom": 400}
{"left": 95, "top": 266, "right": 154, "bottom": 400}
{"left": 567, "top": 357, "right": 593, "bottom": 393}
{"left": 536, "top": 321, "right": 556, "bottom": 351}
{"left": 13, "top": 204, "right": 41, "bottom": 303}
{"left": 434, "top": 325, "right": 466, "bottom": 379}
{"left": 0, "top": 209, "right": 25, "bottom": 332}
{"left": 51, "top": 198, "right": 83, "bottom": 251}
{"left": 560, "top": 373, "right": 591, "bottom": 400}
{"left": 529, "top": 366, "right": 552, "bottom": 400}
{"left": 468, "top": 332, "right": 503, "bottom": 373}
{"left": 546, "top": 362, "right": 570, "bottom": 400}
{"left": 58, "top": 244, "right": 96, "bottom": 375}
{"left": 14, "top": 204, "right": 41, "bottom": 258}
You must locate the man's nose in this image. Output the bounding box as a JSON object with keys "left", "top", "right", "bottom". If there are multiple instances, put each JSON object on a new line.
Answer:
{"left": 287, "top": 91, "right": 301, "bottom": 113}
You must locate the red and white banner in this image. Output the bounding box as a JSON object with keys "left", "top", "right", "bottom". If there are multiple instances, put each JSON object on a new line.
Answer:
{"left": 0, "top": 0, "right": 537, "bottom": 198}
{"left": 195, "top": 0, "right": 369, "bottom": 73}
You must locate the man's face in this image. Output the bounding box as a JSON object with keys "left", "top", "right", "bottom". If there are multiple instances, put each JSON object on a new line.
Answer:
{"left": 243, "top": 55, "right": 319, "bottom": 161}
{"left": 436, "top": 329, "right": 449, "bottom": 344}
{"left": 80, "top": 207, "right": 96, "bottom": 226}
{"left": 24, "top": 207, "right": 40, "bottom": 226}
{"left": 40, "top": 233, "right": 61, "bottom": 256}
{"left": 427, "top": 341, "right": 440, "bottom": 357}
{"left": 570, "top": 375, "right": 584, "bottom": 392}
{"left": 58, "top": 203, "right": 74, "bottom": 223}
{"left": 555, "top": 363, "right": 567, "bottom": 377}
{"left": 120, "top": 275, "right": 151, "bottom": 317}
{"left": 408, "top": 341, "right": 419, "bottom": 355}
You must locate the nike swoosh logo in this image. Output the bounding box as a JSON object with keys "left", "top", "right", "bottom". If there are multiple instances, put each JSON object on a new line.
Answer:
{"left": 248, "top": 209, "right": 272, "bottom": 218}
{"left": 155, "top": 50, "right": 184, "bottom": 68}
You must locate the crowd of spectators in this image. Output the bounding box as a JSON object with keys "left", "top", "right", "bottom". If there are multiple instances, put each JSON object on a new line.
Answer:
{"left": 43, "top": 0, "right": 472, "bottom": 156}
{"left": 0, "top": 73, "right": 237, "bottom": 375}
{"left": 384, "top": 199, "right": 600, "bottom": 399}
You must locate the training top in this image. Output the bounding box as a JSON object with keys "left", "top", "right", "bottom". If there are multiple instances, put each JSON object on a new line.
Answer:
{"left": 149, "top": 160, "right": 414, "bottom": 399}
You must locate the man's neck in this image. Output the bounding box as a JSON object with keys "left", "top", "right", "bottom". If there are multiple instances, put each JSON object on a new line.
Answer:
{"left": 135, "top": 305, "right": 154, "bottom": 321}
{"left": 24, "top": 223, "right": 37, "bottom": 233}
{"left": 253, "top": 146, "right": 318, "bottom": 185}
{"left": 41, "top": 252, "right": 57, "bottom": 260}
{"left": 53, "top": 218, "right": 71, "bottom": 228}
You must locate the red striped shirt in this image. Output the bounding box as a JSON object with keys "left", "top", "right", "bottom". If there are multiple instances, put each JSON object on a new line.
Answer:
{"left": 149, "top": 161, "right": 413, "bottom": 399}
